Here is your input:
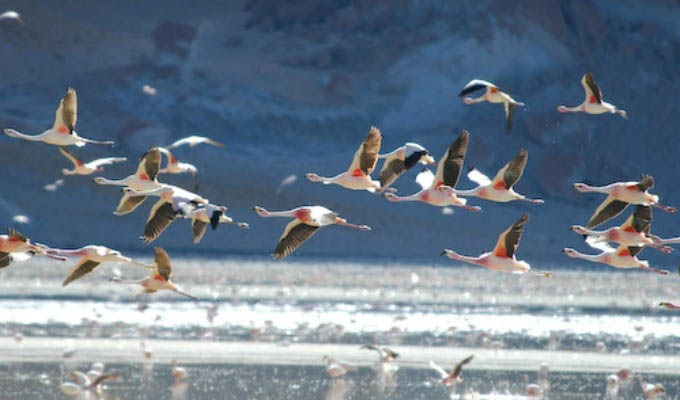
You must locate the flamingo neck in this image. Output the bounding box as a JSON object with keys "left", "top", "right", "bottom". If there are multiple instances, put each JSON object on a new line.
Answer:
{"left": 565, "top": 249, "right": 602, "bottom": 263}
{"left": 446, "top": 250, "right": 485, "bottom": 266}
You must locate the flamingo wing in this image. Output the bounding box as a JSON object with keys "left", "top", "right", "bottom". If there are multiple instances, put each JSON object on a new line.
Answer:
{"left": 53, "top": 88, "right": 77, "bottom": 134}
{"left": 153, "top": 247, "right": 173, "bottom": 280}
{"left": 143, "top": 200, "right": 177, "bottom": 244}
{"left": 467, "top": 168, "right": 492, "bottom": 187}
{"left": 428, "top": 360, "right": 449, "bottom": 379}
{"left": 415, "top": 169, "right": 435, "bottom": 190}
{"left": 274, "top": 220, "right": 320, "bottom": 260}
{"left": 493, "top": 213, "right": 529, "bottom": 258}
{"left": 115, "top": 193, "right": 147, "bottom": 215}
{"left": 434, "top": 130, "right": 469, "bottom": 188}
{"left": 458, "top": 79, "right": 497, "bottom": 97}
{"left": 450, "top": 355, "right": 474, "bottom": 379}
{"left": 0, "top": 252, "right": 11, "bottom": 269}
{"left": 631, "top": 205, "right": 652, "bottom": 233}
{"left": 136, "top": 148, "right": 161, "bottom": 180}
{"left": 88, "top": 157, "right": 127, "bottom": 168}
{"left": 62, "top": 258, "right": 100, "bottom": 286}
{"left": 379, "top": 156, "right": 406, "bottom": 188}
{"left": 490, "top": 149, "right": 527, "bottom": 189}
{"left": 58, "top": 146, "right": 82, "bottom": 166}
{"left": 628, "top": 245, "right": 644, "bottom": 258}
{"left": 588, "top": 197, "right": 629, "bottom": 228}
{"left": 7, "top": 228, "right": 28, "bottom": 242}
{"left": 192, "top": 219, "right": 209, "bottom": 244}
{"left": 348, "top": 127, "right": 382, "bottom": 176}
{"left": 637, "top": 175, "right": 655, "bottom": 192}
{"left": 581, "top": 73, "right": 602, "bottom": 104}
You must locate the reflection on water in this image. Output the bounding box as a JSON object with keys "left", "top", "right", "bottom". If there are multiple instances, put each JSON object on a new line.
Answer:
{"left": 0, "top": 362, "right": 677, "bottom": 399}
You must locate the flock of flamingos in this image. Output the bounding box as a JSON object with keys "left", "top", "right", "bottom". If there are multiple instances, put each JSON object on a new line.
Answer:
{"left": 0, "top": 72, "right": 677, "bottom": 398}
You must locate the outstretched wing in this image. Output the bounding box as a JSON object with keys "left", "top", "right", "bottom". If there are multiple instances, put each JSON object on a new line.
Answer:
{"left": 348, "top": 127, "right": 382, "bottom": 176}
{"left": 491, "top": 149, "right": 528, "bottom": 189}
{"left": 7, "top": 228, "right": 28, "bottom": 242}
{"left": 467, "top": 168, "right": 492, "bottom": 187}
{"left": 62, "top": 258, "right": 100, "bottom": 286}
{"left": 620, "top": 205, "right": 652, "bottom": 234}
{"left": 0, "top": 252, "right": 12, "bottom": 269}
{"left": 587, "top": 197, "right": 629, "bottom": 228}
{"left": 89, "top": 157, "right": 127, "bottom": 168}
{"left": 143, "top": 200, "right": 177, "bottom": 244}
{"left": 428, "top": 360, "right": 449, "bottom": 379}
{"left": 416, "top": 169, "right": 435, "bottom": 190}
{"left": 493, "top": 214, "right": 529, "bottom": 258}
{"left": 581, "top": 73, "right": 602, "bottom": 104}
{"left": 434, "top": 130, "right": 469, "bottom": 188}
{"left": 458, "top": 79, "right": 497, "bottom": 97}
{"left": 115, "top": 193, "right": 146, "bottom": 215}
{"left": 53, "top": 88, "right": 77, "bottom": 134}
{"left": 136, "top": 148, "right": 161, "bottom": 180}
{"left": 637, "top": 175, "right": 654, "bottom": 192}
{"left": 192, "top": 220, "right": 209, "bottom": 244}
{"left": 274, "top": 220, "right": 320, "bottom": 260}
{"left": 153, "top": 247, "right": 173, "bottom": 280}
{"left": 167, "top": 135, "right": 225, "bottom": 149}
{"left": 379, "top": 156, "right": 406, "bottom": 188}
{"left": 450, "top": 355, "right": 474, "bottom": 379}
{"left": 59, "top": 146, "right": 82, "bottom": 166}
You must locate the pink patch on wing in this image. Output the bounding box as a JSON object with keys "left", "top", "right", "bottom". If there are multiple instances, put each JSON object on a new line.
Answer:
{"left": 351, "top": 168, "right": 364, "bottom": 177}
{"left": 623, "top": 226, "right": 636, "bottom": 233}
{"left": 139, "top": 173, "right": 149, "bottom": 180}
{"left": 152, "top": 273, "right": 166, "bottom": 282}
{"left": 618, "top": 248, "right": 630, "bottom": 257}
{"left": 57, "top": 125, "right": 69, "bottom": 134}
{"left": 495, "top": 247, "right": 507, "bottom": 258}
{"left": 493, "top": 181, "right": 506, "bottom": 190}
{"left": 489, "top": 87, "right": 498, "bottom": 93}
{"left": 293, "top": 209, "right": 310, "bottom": 222}
{"left": 625, "top": 185, "right": 638, "bottom": 191}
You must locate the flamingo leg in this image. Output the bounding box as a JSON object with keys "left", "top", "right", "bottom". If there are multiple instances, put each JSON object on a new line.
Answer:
{"left": 335, "top": 218, "right": 371, "bottom": 231}
{"left": 652, "top": 203, "right": 677, "bottom": 213}
{"left": 640, "top": 265, "right": 668, "bottom": 275}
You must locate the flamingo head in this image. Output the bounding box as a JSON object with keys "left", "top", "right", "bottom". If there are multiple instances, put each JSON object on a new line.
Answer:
{"left": 253, "top": 206, "right": 269, "bottom": 217}
{"left": 562, "top": 248, "right": 578, "bottom": 258}
{"left": 462, "top": 97, "right": 475, "bottom": 105}
{"left": 557, "top": 105, "right": 569, "bottom": 113}
{"left": 305, "top": 173, "right": 322, "bottom": 182}
{"left": 570, "top": 225, "right": 588, "bottom": 235}
{"left": 420, "top": 154, "right": 436, "bottom": 165}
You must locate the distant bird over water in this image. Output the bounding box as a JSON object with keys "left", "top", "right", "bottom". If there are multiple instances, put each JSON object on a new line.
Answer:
{"left": 111, "top": 247, "right": 197, "bottom": 299}
{"left": 184, "top": 203, "right": 249, "bottom": 244}
{"left": 455, "top": 149, "right": 543, "bottom": 204}
{"left": 443, "top": 214, "right": 552, "bottom": 277}
{"left": 563, "top": 245, "right": 669, "bottom": 275}
{"left": 360, "top": 345, "right": 399, "bottom": 363}
{"left": 557, "top": 72, "right": 627, "bottom": 118}
{"left": 254, "top": 205, "right": 370, "bottom": 259}
{"left": 574, "top": 175, "right": 676, "bottom": 228}
{"left": 0, "top": 10, "right": 22, "bottom": 23}
{"left": 4, "top": 88, "right": 115, "bottom": 147}
{"left": 59, "top": 146, "right": 126, "bottom": 176}
{"left": 0, "top": 228, "right": 64, "bottom": 268}
{"left": 158, "top": 147, "right": 199, "bottom": 189}
{"left": 165, "top": 135, "right": 224, "bottom": 149}
{"left": 306, "top": 127, "right": 385, "bottom": 192}
{"left": 459, "top": 79, "right": 525, "bottom": 132}
{"left": 427, "top": 355, "right": 474, "bottom": 387}
{"left": 52, "top": 245, "right": 150, "bottom": 286}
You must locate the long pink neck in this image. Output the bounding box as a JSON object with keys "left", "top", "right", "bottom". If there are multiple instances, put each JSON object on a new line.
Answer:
{"left": 446, "top": 250, "right": 486, "bottom": 266}
{"left": 51, "top": 247, "right": 88, "bottom": 257}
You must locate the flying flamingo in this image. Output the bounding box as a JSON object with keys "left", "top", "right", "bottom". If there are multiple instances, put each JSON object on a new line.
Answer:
{"left": 384, "top": 130, "right": 481, "bottom": 211}
{"left": 123, "top": 185, "right": 209, "bottom": 244}
{"left": 184, "top": 204, "right": 249, "bottom": 244}
{"left": 442, "top": 214, "right": 552, "bottom": 277}
{"left": 427, "top": 355, "right": 473, "bottom": 386}
{"left": 165, "top": 135, "right": 224, "bottom": 149}
{"left": 58, "top": 146, "right": 126, "bottom": 176}
{"left": 0, "top": 228, "right": 64, "bottom": 268}
{"left": 4, "top": 88, "right": 115, "bottom": 147}
{"left": 254, "top": 205, "right": 370, "bottom": 259}
{"left": 93, "top": 148, "right": 163, "bottom": 215}
{"left": 323, "top": 355, "right": 357, "bottom": 378}
{"left": 562, "top": 245, "right": 668, "bottom": 275}
{"left": 572, "top": 206, "right": 679, "bottom": 254}
{"left": 376, "top": 142, "right": 435, "bottom": 192}
{"left": 306, "top": 127, "right": 385, "bottom": 192}
{"left": 455, "top": 149, "right": 543, "bottom": 204}
{"left": 659, "top": 302, "right": 680, "bottom": 310}
{"left": 60, "top": 370, "right": 121, "bottom": 398}
{"left": 459, "top": 79, "right": 525, "bottom": 132}
{"left": 50, "top": 245, "right": 151, "bottom": 286}
{"left": 110, "top": 247, "right": 197, "bottom": 299}
{"left": 557, "top": 73, "right": 627, "bottom": 118}
{"left": 575, "top": 175, "right": 676, "bottom": 228}
{"left": 360, "top": 345, "right": 399, "bottom": 363}
{"left": 158, "top": 147, "right": 199, "bottom": 190}
{"left": 639, "top": 376, "right": 665, "bottom": 399}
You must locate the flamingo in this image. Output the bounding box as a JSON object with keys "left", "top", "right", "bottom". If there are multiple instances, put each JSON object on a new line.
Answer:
{"left": 360, "top": 345, "right": 399, "bottom": 363}
{"left": 58, "top": 146, "right": 126, "bottom": 176}
{"left": 110, "top": 247, "right": 197, "bottom": 299}
{"left": 376, "top": 142, "right": 435, "bottom": 191}
{"left": 557, "top": 72, "right": 627, "bottom": 118}
{"left": 123, "top": 185, "right": 209, "bottom": 244}
{"left": 455, "top": 149, "right": 543, "bottom": 204}
{"left": 323, "top": 355, "right": 356, "bottom": 378}
{"left": 306, "top": 127, "right": 384, "bottom": 192}
{"left": 0, "top": 228, "right": 64, "bottom": 268}
{"left": 442, "top": 214, "right": 552, "bottom": 277}
{"left": 184, "top": 204, "right": 249, "bottom": 244}
{"left": 60, "top": 370, "right": 121, "bottom": 399}
{"left": 605, "top": 374, "right": 619, "bottom": 399}
{"left": 254, "top": 205, "right": 370, "bottom": 259}
{"left": 562, "top": 245, "right": 668, "bottom": 275}
{"left": 165, "top": 135, "right": 224, "bottom": 149}
{"left": 50, "top": 245, "right": 150, "bottom": 286}
{"left": 574, "top": 175, "right": 676, "bottom": 228}
{"left": 639, "top": 376, "right": 665, "bottom": 399}
{"left": 0, "top": 10, "right": 21, "bottom": 23}
{"left": 170, "top": 359, "right": 189, "bottom": 399}
{"left": 384, "top": 130, "right": 481, "bottom": 211}
{"left": 572, "top": 206, "right": 679, "bottom": 254}
{"left": 3, "top": 88, "right": 115, "bottom": 147}
{"left": 427, "top": 355, "right": 473, "bottom": 386}
{"left": 524, "top": 374, "right": 543, "bottom": 398}
{"left": 659, "top": 302, "right": 680, "bottom": 310}
{"left": 93, "top": 147, "right": 163, "bottom": 215}
{"left": 158, "top": 147, "right": 199, "bottom": 190}
{"left": 459, "top": 79, "right": 525, "bottom": 132}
